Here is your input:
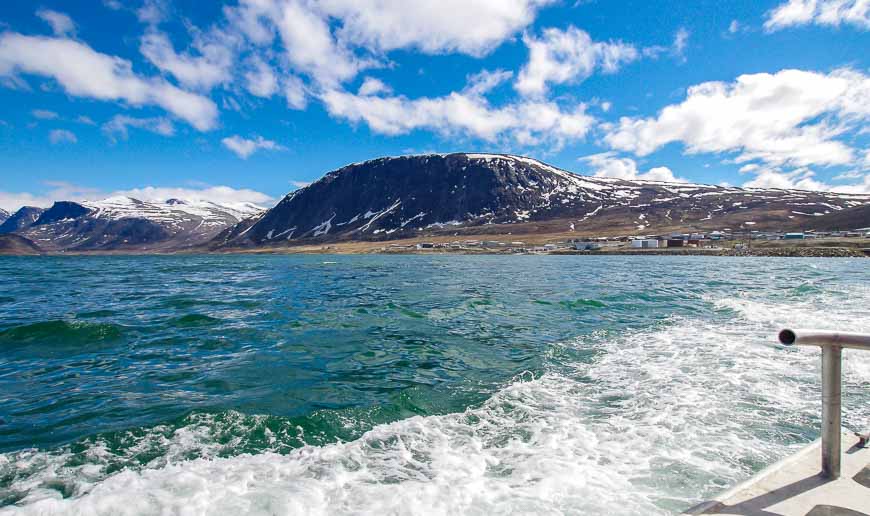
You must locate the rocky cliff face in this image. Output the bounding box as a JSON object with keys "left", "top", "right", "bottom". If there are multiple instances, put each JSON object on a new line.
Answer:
{"left": 10, "top": 197, "right": 263, "bottom": 251}
{"left": 0, "top": 209, "right": 8, "bottom": 224}
{"left": 213, "top": 153, "right": 870, "bottom": 248}
{"left": 0, "top": 207, "right": 45, "bottom": 234}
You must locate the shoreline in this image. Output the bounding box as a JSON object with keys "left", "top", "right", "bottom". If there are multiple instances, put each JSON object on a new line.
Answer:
{"left": 2, "top": 245, "right": 867, "bottom": 258}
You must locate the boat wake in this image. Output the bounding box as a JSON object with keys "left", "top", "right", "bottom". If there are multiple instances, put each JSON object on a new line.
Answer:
{"left": 3, "top": 286, "right": 870, "bottom": 515}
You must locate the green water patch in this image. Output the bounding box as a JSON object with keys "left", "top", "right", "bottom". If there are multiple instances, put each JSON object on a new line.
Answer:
{"left": 386, "top": 302, "right": 425, "bottom": 319}
{"left": 0, "top": 320, "right": 124, "bottom": 346}
{"left": 558, "top": 299, "right": 606, "bottom": 310}
{"left": 171, "top": 314, "right": 221, "bottom": 327}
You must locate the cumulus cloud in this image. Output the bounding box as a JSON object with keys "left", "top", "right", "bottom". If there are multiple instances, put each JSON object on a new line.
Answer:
{"left": 137, "top": 0, "right": 171, "bottom": 26}
{"left": 283, "top": 75, "right": 307, "bottom": 109}
{"left": 765, "top": 0, "right": 870, "bottom": 31}
{"left": 0, "top": 33, "right": 219, "bottom": 130}
{"left": 321, "top": 86, "right": 594, "bottom": 148}
{"left": 464, "top": 69, "right": 513, "bottom": 96}
{"left": 140, "top": 29, "right": 234, "bottom": 91}
{"left": 244, "top": 56, "right": 279, "bottom": 97}
{"left": 111, "top": 185, "right": 272, "bottom": 206}
{"left": 48, "top": 129, "right": 77, "bottom": 144}
{"left": 516, "top": 26, "right": 638, "bottom": 97}
{"left": 357, "top": 76, "right": 391, "bottom": 96}
{"left": 35, "top": 9, "right": 76, "bottom": 36}
{"left": 102, "top": 115, "right": 175, "bottom": 141}
{"left": 221, "top": 135, "right": 286, "bottom": 158}
{"left": 225, "top": 0, "right": 554, "bottom": 87}
{"left": 603, "top": 68, "right": 870, "bottom": 169}
{"left": 741, "top": 166, "right": 870, "bottom": 193}
{"left": 321, "top": 0, "right": 554, "bottom": 56}
{"left": 579, "top": 152, "right": 686, "bottom": 183}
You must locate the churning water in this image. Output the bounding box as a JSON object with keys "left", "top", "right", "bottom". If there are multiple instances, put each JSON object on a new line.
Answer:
{"left": 0, "top": 255, "right": 868, "bottom": 515}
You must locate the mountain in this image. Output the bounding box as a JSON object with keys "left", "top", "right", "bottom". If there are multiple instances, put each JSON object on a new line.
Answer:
{"left": 0, "top": 208, "right": 8, "bottom": 224}
{"left": 12, "top": 197, "right": 263, "bottom": 251}
{"left": 212, "top": 153, "right": 870, "bottom": 248}
{"left": 805, "top": 204, "right": 870, "bottom": 232}
{"left": 0, "top": 234, "right": 41, "bottom": 255}
{"left": 0, "top": 206, "right": 46, "bottom": 234}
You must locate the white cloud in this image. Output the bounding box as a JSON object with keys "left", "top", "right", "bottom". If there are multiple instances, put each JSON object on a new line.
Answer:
{"left": 102, "top": 115, "right": 175, "bottom": 141}
{"left": 516, "top": 26, "right": 638, "bottom": 97}
{"left": 49, "top": 129, "right": 77, "bottom": 144}
{"left": 221, "top": 135, "right": 286, "bottom": 159}
{"left": 76, "top": 115, "right": 96, "bottom": 125}
{"left": 321, "top": 0, "right": 554, "bottom": 56}
{"left": 672, "top": 28, "right": 689, "bottom": 61}
{"left": 579, "top": 152, "right": 687, "bottom": 183}
{"left": 603, "top": 68, "right": 870, "bottom": 169}
{"left": 244, "top": 56, "right": 279, "bottom": 97}
{"left": 321, "top": 85, "right": 594, "bottom": 148}
{"left": 463, "top": 69, "right": 513, "bottom": 96}
{"left": 271, "top": 0, "right": 369, "bottom": 86}
{"left": 35, "top": 9, "right": 76, "bottom": 36}
{"left": 740, "top": 166, "right": 870, "bottom": 193}
{"left": 32, "top": 109, "right": 59, "bottom": 120}
{"left": 111, "top": 185, "right": 272, "bottom": 206}
{"left": 137, "top": 0, "right": 170, "bottom": 25}
{"left": 226, "top": 0, "right": 553, "bottom": 87}
{"left": 0, "top": 182, "right": 273, "bottom": 212}
{"left": 641, "top": 28, "right": 691, "bottom": 60}
{"left": 283, "top": 75, "right": 307, "bottom": 109}
{"left": 358, "top": 76, "right": 391, "bottom": 96}
{"left": 0, "top": 33, "right": 219, "bottom": 130}
{"left": 765, "top": 0, "right": 870, "bottom": 31}
{"left": 140, "top": 30, "right": 234, "bottom": 91}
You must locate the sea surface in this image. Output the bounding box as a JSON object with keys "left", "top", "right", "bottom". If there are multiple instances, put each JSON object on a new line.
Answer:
{"left": 0, "top": 255, "right": 868, "bottom": 515}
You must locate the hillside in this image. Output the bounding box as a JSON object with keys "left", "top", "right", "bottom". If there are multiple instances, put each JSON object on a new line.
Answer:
{"left": 212, "top": 153, "right": 870, "bottom": 248}
{"left": 0, "top": 234, "right": 41, "bottom": 255}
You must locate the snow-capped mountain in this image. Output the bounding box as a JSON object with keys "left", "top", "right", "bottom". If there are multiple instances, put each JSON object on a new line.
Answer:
{"left": 213, "top": 153, "right": 870, "bottom": 248}
{"left": 0, "top": 206, "right": 45, "bottom": 234}
{"left": 0, "top": 208, "right": 9, "bottom": 224}
{"left": 11, "top": 197, "right": 264, "bottom": 251}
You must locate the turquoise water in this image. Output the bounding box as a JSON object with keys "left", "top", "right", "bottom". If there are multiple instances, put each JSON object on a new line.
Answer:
{"left": 0, "top": 255, "right": 868, "bottom": 514}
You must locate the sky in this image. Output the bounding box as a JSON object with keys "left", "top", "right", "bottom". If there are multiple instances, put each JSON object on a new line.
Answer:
{"left": 0, "top": 0, "right": 869, "bottom": 211}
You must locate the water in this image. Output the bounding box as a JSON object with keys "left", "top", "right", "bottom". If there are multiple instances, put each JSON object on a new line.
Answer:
{"left": 0, "top": 255, "right": 868, "bottom": 515}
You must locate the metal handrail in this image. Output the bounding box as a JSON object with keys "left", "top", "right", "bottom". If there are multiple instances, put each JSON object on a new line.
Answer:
{"left": 778, "top": 328, "right": 870, "bottom": 479}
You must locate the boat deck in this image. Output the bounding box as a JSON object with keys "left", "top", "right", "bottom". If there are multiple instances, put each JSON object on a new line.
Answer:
{"left": 686, "top": 432, "right": 870, "bottom": 516}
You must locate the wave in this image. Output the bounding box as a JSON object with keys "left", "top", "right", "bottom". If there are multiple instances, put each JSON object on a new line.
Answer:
{"left": 0, "top": 321, "right": 124, "bottom": 352}
{"left": 2, "top": 286, "right": 870, "bottom": 515}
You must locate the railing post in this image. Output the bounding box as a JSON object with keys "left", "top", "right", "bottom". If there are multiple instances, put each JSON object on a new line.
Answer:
{"left": 777, "top": 329, "right": 870, "bottom": 479}
{"left": 820, "top": 345, "right": 841, "bottom": 479}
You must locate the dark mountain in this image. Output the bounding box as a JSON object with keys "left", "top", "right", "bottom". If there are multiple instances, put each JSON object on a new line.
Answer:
{"left": 0, "top": 234, "right": 41, "bottom": 255}
{"left": 805, "top": 204, "right": 870, "bottom": 232}
{"left": 13, "top": 197, "right": 263, "bottom": 251}
{"left": 0, "top": 208, "right": 8, "bottom": 224}
{"left": 0, "top": 206, "right": 45, "bottom": 234}
{"left": 213, "top": 153, "right": 870, "bottom": 248}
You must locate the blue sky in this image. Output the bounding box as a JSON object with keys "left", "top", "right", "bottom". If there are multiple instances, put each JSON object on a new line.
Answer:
{"left": 0, "top": 0, "right": 869, "bottom": 210}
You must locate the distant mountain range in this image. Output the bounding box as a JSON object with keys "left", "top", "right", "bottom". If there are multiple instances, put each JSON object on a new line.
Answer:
{"left": 2, "top": 153, "right": 868, "bottom": 254}
{"left": 0, "top": 208, "right": 9, "bottom": 224}
{"left": 1, "top": 197, "right": 262, "bottom": 252}
{"left": 211, "top": 153, "right": 870, "bottom": 249}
